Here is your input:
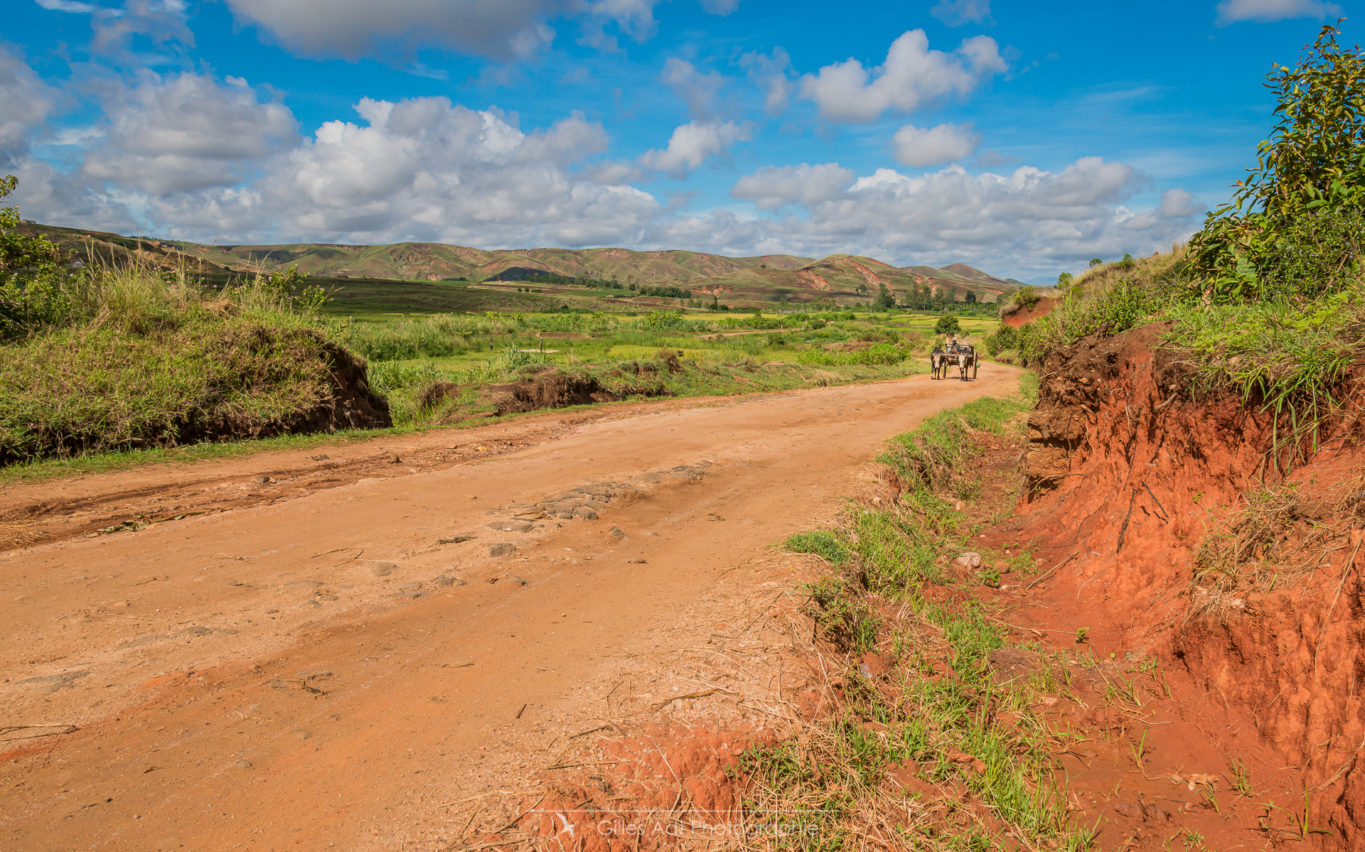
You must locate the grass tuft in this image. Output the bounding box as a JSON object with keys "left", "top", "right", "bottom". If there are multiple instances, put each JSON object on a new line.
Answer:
{"left": 761, "top": 380, "right": 1095, "bottom": 849}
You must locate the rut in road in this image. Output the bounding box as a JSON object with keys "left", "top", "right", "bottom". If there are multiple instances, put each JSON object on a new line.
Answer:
{"left": 0, "top": 368, "right": 1020, "bottom": 850}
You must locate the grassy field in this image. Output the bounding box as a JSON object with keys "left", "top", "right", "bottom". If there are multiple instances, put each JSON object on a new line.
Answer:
{"left": 328, "top": 306, "right": 1000, "bottom": 425}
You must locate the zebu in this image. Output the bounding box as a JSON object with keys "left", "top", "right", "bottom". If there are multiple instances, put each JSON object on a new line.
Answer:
{"left": 931, "top": 345, "right": 978, "bottom": 381}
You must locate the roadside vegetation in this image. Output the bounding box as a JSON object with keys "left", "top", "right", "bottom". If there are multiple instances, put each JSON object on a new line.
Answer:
{"left": 742, "top": 379, "right": 1102, "bottom": 849}
{"left": 338, "top": 308, "right": 997, "bottom": 425}
{"left": 1000, "top": 24, "right": 1365, "bottom": 463}
{"left": 0, "top": 173, "right": 1000, "bottom": 472}
{"left": 0, "top": 179, "right": 387, "bottom": 466}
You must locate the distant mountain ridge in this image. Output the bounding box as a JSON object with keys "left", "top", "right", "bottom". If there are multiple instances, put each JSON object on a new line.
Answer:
{"left": 20, "top": 222, "right": 1023, "bottom": 305}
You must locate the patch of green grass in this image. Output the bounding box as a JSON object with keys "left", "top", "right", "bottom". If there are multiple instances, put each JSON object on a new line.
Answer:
{"left": 751, "top": 378, "right": 1093, "bottom": 850}
{"left": 0, "top": 265, "right": 377, "bottom": 466}
{"left": 786, "top": 530, "right": 854, "bottom": 566}
{"left": 879, "top": 393, "right": 1032, "bottom": 498}
{"left": 1165, "top": 288, "right": 1362, "bottom": 466}
{"left": 803, "top": 576, "right": 880, "bottom": 653}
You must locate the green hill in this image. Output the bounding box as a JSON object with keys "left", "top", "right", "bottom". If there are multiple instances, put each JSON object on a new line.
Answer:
{"left": 20, "top": 223, "right": 1020, "bottom": 307}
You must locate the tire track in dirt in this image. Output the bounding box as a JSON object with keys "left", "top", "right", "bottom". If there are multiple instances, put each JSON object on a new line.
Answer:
{"left": 0, "top": 369, "right": 1019, "bottom": 850}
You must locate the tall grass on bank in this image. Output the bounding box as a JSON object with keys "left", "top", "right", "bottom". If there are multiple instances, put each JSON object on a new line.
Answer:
{"left": 0, "top": 265, "right": 359, "bottom": 464}
{"left": 1013, "top": 250, "right": 1182, "bottom": 367}
{"left": 1010, "top": 242, "right": 1364, "bottom": 470}
{"left": 1007, "top": 27, "right": 1365, "bottom": 470}
{"left": 747, "top": 385, "right": 1095, "bottom": 850}
{"left": 1165, "top": 289, "right": 1362, "bottom": 462}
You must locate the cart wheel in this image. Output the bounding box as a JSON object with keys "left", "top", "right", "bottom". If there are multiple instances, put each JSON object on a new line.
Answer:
{"left": 972, "top": 360, "right": 979, "bottom": 380}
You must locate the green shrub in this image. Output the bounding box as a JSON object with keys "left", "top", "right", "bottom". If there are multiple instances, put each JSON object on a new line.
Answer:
{"left": 933, "top": 314, "right": 962, "bottom": 336}
{"left": 1183, "top": 24, "right": 1365, "bottom": 303}
{"left": 0, "top": 191, "right": 381, "bottom": 465}
{"left": 983, "top": 323, "right": 1019, "bottom": 356}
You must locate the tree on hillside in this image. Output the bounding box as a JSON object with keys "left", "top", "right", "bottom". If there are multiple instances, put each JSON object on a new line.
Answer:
{"left": 1014, "top": 285, "right": 1040, "bottom": 310}
{"left": 0, "top": 176, "right": 61, "bottom": 276}
{"left": 1, "top": 176, "right": 70, "bottom": 341}
{"left": 875, "top": 283, "right": 896, "bottom": 309}
{"left": 934, "top": 314, "right": 961, "bottom": 336}
{"left": 1185, "top": 22, "right": 1365, "bottom": 301}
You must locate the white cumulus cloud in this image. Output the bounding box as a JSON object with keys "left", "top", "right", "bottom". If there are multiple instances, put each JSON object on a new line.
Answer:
{"left": 700, "top": 0, "right": 738, "bottom": 14}
{"left": 648, "top": 156, "right": 1196, "bottom": 282}
{"left": 224, "top": 0, "right": 559, "bottom": 60}
{"left": 930, "top": 0, "right": 991, "bottom": 26}
{"left": 639, "top": 120, "right": 750, "bottom": 177}
{"left": 730, "top": 163, "right": 855, "bottom": 210}
{"left": 35, "top": 0, "right": 99, "bottom": 12}
{"left": 800, "top": 30, "right": 1006, "bottom": 123}
{"left": 891, "top": 123, "right": 981, "bottom": 167}
{"left": 1216, "top": 0, "right": 1341, "bottom": 24}
{"left": 739, "top": 48, "right": 794, "bottom": 114}
{"left": 213, "top": 97, "right": 657, "bottom": 247}
{"left": 1158, "top": 188, "right": 1200, "bottom": 218}
{"left": 80, "top": 72, "right": 297, "bottom": 194}
{"left": 661, "top": 57, "right": 726, "bottom": 120}
{"left": 0, "top": 46, "right": 59, "bottom": 161}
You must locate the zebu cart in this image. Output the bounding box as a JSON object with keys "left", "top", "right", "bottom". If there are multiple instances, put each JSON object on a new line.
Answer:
{"left": 931, "top": 345, "right": 978, "bottom": 381}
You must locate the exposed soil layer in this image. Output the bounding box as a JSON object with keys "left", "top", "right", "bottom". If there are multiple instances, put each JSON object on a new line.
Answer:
{"left": 1001, "top": 296, "right": 1060, "bottom": 328}
{"left": 1010, "top": 322, "right": 1365, "bottom": 847}
{"left": 487, "top": 388, "right": 1313, "bottom": 850}
{"left": 490, "top": 372, "right": 621, "bottom": 414}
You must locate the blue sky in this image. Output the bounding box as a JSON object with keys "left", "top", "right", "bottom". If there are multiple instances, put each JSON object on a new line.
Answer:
{"left": 0, "top": 0, "right": 1351, "bottom": 283}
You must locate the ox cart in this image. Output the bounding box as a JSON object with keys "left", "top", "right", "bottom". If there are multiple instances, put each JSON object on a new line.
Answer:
{"left": 931, "top": 345, "right": 978, "bottom": 381}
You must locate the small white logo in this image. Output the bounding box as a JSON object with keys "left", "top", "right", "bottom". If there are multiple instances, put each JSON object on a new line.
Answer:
{"left": 555, "top": 813, "right": 576, "bottom": 838}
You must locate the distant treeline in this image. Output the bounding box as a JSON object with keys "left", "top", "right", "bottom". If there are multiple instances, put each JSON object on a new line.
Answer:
{"left": 496, "top": 270, "right": 692, "bottom": 300}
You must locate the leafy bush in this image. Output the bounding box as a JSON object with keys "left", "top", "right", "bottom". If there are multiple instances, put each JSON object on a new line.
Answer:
{"left": 1013, "top": 285, "right": 1040, "bottom": 310}
{"left": 1, "top": 177, "right": 78, "bottom": 341}
{"left": 1183, "top": 24, "right": 1365, "bottom": 303}
{"left": 933, "top": 314, "right": 962, "bottom": 336}
{"left": 982, "top": 323, "right": 1019, "bottom": 356}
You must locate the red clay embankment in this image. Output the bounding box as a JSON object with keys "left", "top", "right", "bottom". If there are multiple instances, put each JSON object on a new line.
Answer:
{"left": 1008, "top": 322, "right": 1365, "bottom": 847}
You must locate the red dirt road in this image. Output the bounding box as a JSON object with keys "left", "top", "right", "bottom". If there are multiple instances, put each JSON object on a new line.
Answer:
{"left": 0, "top": 368, "right": 1019, "bottom": 850}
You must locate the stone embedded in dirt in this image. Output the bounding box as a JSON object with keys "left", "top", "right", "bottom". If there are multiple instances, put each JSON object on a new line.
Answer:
{"left": 436, "top": 572, "right": 466, "bottom": 588}
{"left": 609, "top": 527, "right": 625, "bottom": 539}
{"left": 371, "top": 562, "right": 399, "bottom": 577}
{"left": 504, "top": 575, "right": 527, "bottom": 586}
{"left": 488, "top": 543, "right": 517, "bottom": 557}
{"left": 986, "top": 647, "right": 1038, "bottom": 680}
{"left": 954, "top": 552, "right": 983, "bottom": 569}
{"left": 571, "top": 506, "right": 599, "bottom": 520}
{"left": 487, "top": 519, "right": 534, "bottom": 533}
